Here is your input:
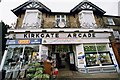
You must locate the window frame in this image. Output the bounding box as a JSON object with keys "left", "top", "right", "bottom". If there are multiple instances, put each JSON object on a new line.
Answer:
{"left": 84, "top": 43, "right": 114, "bottom": 67}
{"left": 55, "top": 15, "right": 66, "bottom": 28}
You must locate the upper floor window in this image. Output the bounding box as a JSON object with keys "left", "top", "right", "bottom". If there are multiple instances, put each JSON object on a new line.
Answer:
{"left": 22, "top": 10, "right": 42, "bottom": 29}
{"left": 79, "top": 10, "right": 97, "bottom": 29}
{"left": 113, "top": 31, "right": 120, "bottom": 39}
{"left": 55, "top": 15, "right": 66, "bottom": 28}
{"left": 107, "top": 18, "right": 115, "bottom": 25}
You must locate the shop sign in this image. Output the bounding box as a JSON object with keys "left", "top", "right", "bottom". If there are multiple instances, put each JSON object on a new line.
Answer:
{"left": 18, "top": 40, "right": 30, "bottom": 44}
{"left": 6, "top": 39, "right": 42, "bottom": 45}
{"left": 15, "top": 32, "right": 96, "bottom": 39}
{"left": 42, "top": 38, "right": 81, "bottom": 44}
{"left": 6, "top": 40, "right": 18, "bottom": 44}
{"left": 78, "top": 56, "right": 84, "bottom": 64}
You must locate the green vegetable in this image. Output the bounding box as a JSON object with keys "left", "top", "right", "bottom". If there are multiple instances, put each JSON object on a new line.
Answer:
{"left": 34, "top": 62, "right": 40, "bottom": 67}
{"left": 34, "top": 74, "right": 43, "bottom": 79}
{"left": 42, "top": 74, "right": 50, "bottom": 79}
{"left": 26, "top": 74, "right": 35, "bottom": 78}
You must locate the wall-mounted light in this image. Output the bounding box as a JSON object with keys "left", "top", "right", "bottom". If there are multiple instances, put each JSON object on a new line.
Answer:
{"left": 104, "top": 31, "right": 108, "bottom": 33}
{"left": 8, "top": 31, "right": 14, "bottom": 33}
{"left": 59, "top": 30, "right": 64, "bottom": 32}
{"left": 25, "top": 31, "right": 30, "bottom": 33}
{"left": 42, "top": 30, "right": 47, "bottom": 33}
{"left": 89, "top": 30, "right": 94, "bottom": 32}
{"left": 74, "top": 30, "right": 79, "bottom": 32}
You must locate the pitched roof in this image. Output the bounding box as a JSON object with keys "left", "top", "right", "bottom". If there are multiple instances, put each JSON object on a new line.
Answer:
{"left": 12, "top": 0, "right": 51, "bottom": 16}
{"left": 70, "top": 0, "right": 106, "bottom": 14}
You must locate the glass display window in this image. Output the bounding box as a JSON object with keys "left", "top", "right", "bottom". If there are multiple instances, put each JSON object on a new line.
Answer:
{"left": 85, "top": 52, "right": 99, "bottom": 67}
{"left": 84, "top": 44, "right": 96, "bottom": 53}
{"left": 84, "top": 43, "right": 113, "bottom": 67}
{"left": 3, "top": 45, "right": 39, "bottom": 71}
{"left": 96, "top": 44, "right": 107, "bottom": 52}
{"left": 99, "top": 52, "right": 113, "bottom": 65}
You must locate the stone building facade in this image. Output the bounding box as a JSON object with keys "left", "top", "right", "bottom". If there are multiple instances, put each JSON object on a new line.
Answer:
{"left": 1, "top": 0, "right": 120, "bottom": 76}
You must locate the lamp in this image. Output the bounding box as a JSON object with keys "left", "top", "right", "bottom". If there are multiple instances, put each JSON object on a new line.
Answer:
{"left": 89, "top": 30, "right": 94, "bottom": 32}
{"left": 25, "top": 31, "right": 30, "bottom": 33}
{"left": 104, "top": 31, "right": 108, "bottom": 33}
{"left": 59, "top": 30, "right": 64, "bottom": 32}
{"left": 42, "top": 30, "right": 47, "bottom": 32}
{"left": 74, "top": 30, "right": 79, "bottom": 32}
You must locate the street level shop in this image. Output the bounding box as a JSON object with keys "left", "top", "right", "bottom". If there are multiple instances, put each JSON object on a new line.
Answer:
{"left": 0, "top": 29, "right": 119, "bottom": 74}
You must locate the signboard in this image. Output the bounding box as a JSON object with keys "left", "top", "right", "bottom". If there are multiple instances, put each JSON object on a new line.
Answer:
{"left": 15, "top": 32, "right": 97, "bottom": 38}
{"left": 14, "top": 32, "right": 111, "bottom": 39}
{"left": 42, "top": 38, "right": 81, "bottom": 44}
{"left": 42, "top": 38, "right": 109, "bottom": 44}
{"left": 6, "top": 39, "right": 42, "bottom": 45}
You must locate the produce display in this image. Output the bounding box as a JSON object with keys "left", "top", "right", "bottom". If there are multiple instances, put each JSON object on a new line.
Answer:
{"left": 25, "top": 62, "right": 50, "bottom": 79}
{"left": 9, "top": 62, "right": 51, "bottom": 79}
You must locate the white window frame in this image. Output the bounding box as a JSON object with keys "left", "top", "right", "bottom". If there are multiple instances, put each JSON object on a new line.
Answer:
{"left": 55, "top": 15, "right": 66, "bottom": 27}
{"left": 84, "top": 43, "right": 113, "bottom": 67}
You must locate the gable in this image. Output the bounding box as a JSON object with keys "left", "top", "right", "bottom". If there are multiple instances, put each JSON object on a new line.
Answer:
{"left": 70, "top": 0, "right": 106, "bottom": 15}
{"left": 12, "top": 0, "right": 51, "bottom": 16}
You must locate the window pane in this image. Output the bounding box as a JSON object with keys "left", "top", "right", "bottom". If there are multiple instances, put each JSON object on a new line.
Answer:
{"left": 24, "top": 45, "right": 39, "bottom": 63}
{"left": 61, "top": 15, "right": 64, "bottom": 18}
{"left": 85, "top": 53, "right": 99, "bottom": 67}
{"left": 57, "top": 15, "right": 60, "bottom": 18}
{"left": 99, "top": 52, "right": 113, "bottom": 65}
{"left": 3, "top": 45, "right": 24, "bottom": 70}
{"left": 56, "top": 19, "right": 60, "bottom": 22}
{"left": 61, "top": 19, "right": 65, "bottom": 22}
{"left": 3, "top": 45, "right": 39, "bottom": 71}
{"left": 84, "top": 44, "right": 96, "bottom": 52}
{"left": 96, "top": 44, "right": 107, "bottom": 51}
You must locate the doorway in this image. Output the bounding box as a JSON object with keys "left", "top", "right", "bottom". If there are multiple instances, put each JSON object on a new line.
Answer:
{"left": 48, "top": 44, "right": 76, "bottom": 71}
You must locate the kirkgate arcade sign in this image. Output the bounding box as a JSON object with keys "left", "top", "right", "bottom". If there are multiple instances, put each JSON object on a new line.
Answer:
{"left": 16, "top": 32, "right": 95, "bottom": 38}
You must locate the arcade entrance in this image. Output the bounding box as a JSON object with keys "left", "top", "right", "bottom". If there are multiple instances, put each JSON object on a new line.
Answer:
{"left": 48, "top": 44, "right": 76, "bottom": 71}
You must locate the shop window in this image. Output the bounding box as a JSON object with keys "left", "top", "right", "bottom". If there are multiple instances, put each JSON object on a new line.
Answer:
{"left": 96, "top": 44, "right": 107, "bottom": 52}
{"left": 55, "top": 15, "right": 66, "bottom": 28}
{"left": 84, "top": 44, "right": 96, "bottom": 52}
{"left": 3, "top": 45, "right": 39, "bottom": 71}
{"left": 85, "top": 52, "right": 99, "bottom": 67}
{"left": 99, "top": 52, "right": 113, "bottom": 65}
{"left": 84, "top": 44, "right": 113, "bottom": 67}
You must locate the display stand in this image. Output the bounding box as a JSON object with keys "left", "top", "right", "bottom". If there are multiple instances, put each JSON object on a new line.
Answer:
{"left": 43, "top": 61, "right": 52, "bottom": 75}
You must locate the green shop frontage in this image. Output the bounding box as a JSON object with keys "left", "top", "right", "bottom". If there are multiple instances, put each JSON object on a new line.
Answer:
{"left": 0, "top": 29, "right": 119, "bottom": 79}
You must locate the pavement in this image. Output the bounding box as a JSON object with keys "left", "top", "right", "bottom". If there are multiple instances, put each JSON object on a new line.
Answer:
{"left": 57, "top": 70, "right": 120, "bottom": 80}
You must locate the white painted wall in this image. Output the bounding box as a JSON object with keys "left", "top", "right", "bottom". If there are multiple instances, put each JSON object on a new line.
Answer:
{"left": 76, "top": 44, "right": 85, "bottom": 68}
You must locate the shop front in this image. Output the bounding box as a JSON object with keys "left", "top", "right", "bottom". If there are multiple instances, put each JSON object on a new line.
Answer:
{"left": 40, "top": 31, "right": 119, "bottom": 73}
{"left": 0, "top": 29, "right": 119, "bottom": 74}
{"left": 0, "top": 39, "right": 42, "bottom": 79}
